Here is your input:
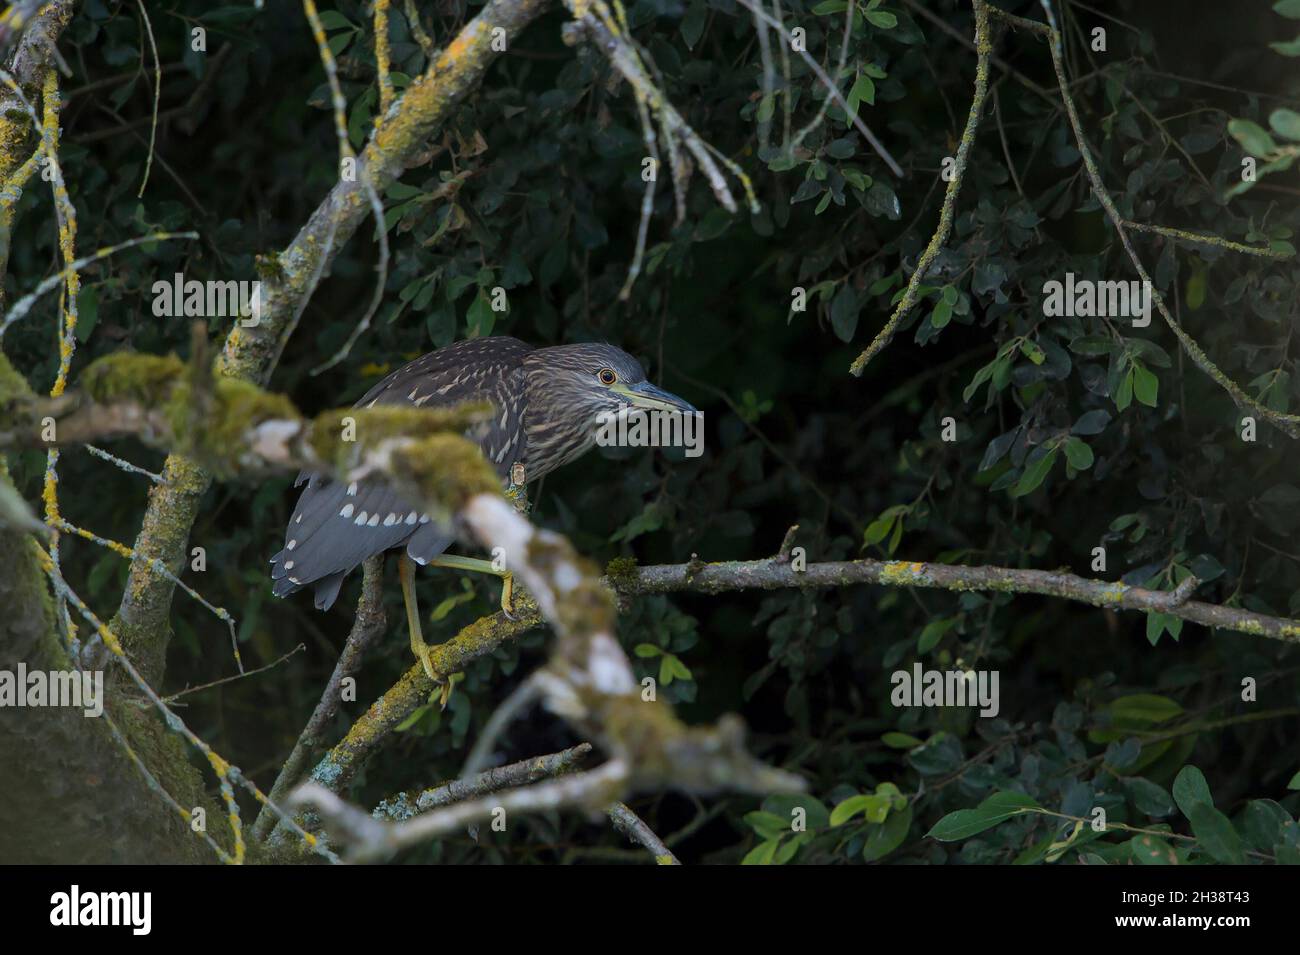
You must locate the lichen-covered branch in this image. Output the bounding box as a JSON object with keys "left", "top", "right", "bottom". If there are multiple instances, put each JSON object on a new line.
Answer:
{"left": 1120, "top": 220, "right": 1290, "bottom": 260}
{"left": 374, "top": 743, "right": 593, "bottom": 820}
{"left": 18, "top": 349, "right": 1296, "bottom": 648}
{"left": 269, "top": 596, "right": 544, "bottom": 845}
{"left": 111, "top": 0, "right": 555, "bottom": 686}
{"left": 0, "top": 0, "right": 71, "bottom": 179}
{"left": 615, "top": 555, "right": 1298, "bottom": 643}
{"left": 0, "top": 2, "right": 73, "bottom": 315}
{"left": 290, "top": 496, "right": 807, "bottom": 853}
{"left": 459, "top": 494, "right": 806, "bottom": 790}
{"left": 288, "top": 757, "right": 676, "bottom": 863}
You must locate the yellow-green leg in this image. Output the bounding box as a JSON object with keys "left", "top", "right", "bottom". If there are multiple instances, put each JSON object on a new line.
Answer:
{"left": 398, "top": 552, "right": 439, "bottom": 681}
{"left": 399, "top": 552, "right": 515, "bottom": 704}
{"left": 423, "top": 554, "right": 516, "bottom": 618}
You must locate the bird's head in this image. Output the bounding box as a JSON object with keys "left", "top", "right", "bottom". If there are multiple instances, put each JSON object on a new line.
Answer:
{"left": 522, "top": 342, "right": 698, "bottom": 475}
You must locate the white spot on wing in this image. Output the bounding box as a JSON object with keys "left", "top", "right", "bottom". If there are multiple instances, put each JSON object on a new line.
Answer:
{"left": 340, "top": 504, "right": 354, "bottom": 519}
{"left": 355, "top": 510, "right": 368, "bottom": 525}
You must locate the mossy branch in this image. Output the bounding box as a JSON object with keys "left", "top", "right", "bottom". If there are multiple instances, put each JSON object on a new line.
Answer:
{"left": 110, "top": 0, "right": 555, "bottom": 686}
{"left": 0, "top": 456, "right": 225, "bottom": 863}
{"left": 276, "top": 549, "right": 1294, "bottom": 845}
{"left": 16, "top": 351, "right": 1294, "bottom": 650}
{"left": 1120, "top": 220, "right": 1291, "bottom": 260}
{"left": 618, "top": 556, "right": 1296, "bottom": 643}
{"left": 267, "top": 593, "right": 546, "bottom": 847}
{"left": 283, "top": 494, "right": 806, "bottom": 858}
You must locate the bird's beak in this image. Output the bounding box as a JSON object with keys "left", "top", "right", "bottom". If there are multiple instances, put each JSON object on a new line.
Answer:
{"left": 615, "top": 381, "right": 699, "bottom": 415}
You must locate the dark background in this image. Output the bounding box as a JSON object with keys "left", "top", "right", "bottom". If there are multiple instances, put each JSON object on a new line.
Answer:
{"left": 5, "top": 0, "right": 1300, "bottom": 863}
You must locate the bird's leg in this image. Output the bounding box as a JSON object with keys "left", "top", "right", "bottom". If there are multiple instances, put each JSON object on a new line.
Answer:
{"left": 398, "top": 552, "right": 440, "bottom": 682}
{"left": 422, "top": 554, "right": 516, "bottom": 618}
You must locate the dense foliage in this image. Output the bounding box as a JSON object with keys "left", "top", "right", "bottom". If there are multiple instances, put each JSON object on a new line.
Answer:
{"left": 6, "top": 0, "right": 1300, "bottom": 863}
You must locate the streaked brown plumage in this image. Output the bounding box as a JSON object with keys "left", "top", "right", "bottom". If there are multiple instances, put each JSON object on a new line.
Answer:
{"left": 269, "top": 336, "right": 696, "bottom": 611}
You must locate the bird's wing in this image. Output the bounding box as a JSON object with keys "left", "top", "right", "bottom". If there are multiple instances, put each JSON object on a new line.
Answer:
{"left": 271, "top": 477, "right": 432, "bottom": 596}
{"left": 356, "top": 336, "right": 531, "bottom": 478}
{"left": 272, "top": 337, "right": 531, "bottom": 608}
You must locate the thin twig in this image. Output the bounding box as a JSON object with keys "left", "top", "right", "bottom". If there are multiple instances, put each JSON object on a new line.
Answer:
{"left": 133, "top": 0, "right": 161, "bottom": 197}
{"left": 849, "top": 0, "right": 991, "bottom": 375}
{"left": 1122, "top": 220, "right": 1290, "bottom": 260}
{"left": 162, "top": 644, "right": 305, "bottom": 704}
{"left": 253, "top": 555, "right": 387, "bottom": 841}
{"left": 735, "top": 0, "right": 903, "bottom": 177}
{"left": 900, "top": 0, "right": 1054, "bottom": 104}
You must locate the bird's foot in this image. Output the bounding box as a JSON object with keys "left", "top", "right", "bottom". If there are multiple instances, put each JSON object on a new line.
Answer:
{"left": 411, "top": 642, "right": 456, "bottom": 707}
{"left": 499, "top": 572, "right": 517, "bottom": 620}
{"left": 412, "top": 640, "right": 439, "bottom": 682}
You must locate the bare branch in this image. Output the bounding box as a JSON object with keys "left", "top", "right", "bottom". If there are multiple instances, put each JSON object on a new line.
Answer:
{"left": 608, "top": 802, "right": 680, "bottom": 864}
{"left": 374, "top": 744, "right": 593, "bottom": 820}
{"left": 290, "top": 761, "right": 630, "bottom": 863}
{"left": 618, "top": 557, "right": 1296, "bottom": 643}
{"left": 251, "top": 555, "right": 388, "bottom": 840}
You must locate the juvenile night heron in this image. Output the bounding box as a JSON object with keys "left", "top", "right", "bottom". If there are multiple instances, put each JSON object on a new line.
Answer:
{"left": 269, "top": 336, "right": 697, "bottom": 678}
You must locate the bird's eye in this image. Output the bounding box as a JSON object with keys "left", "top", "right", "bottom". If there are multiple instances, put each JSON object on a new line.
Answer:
{"left": 598, "top": 368, "right": 617, "bottom": 385}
